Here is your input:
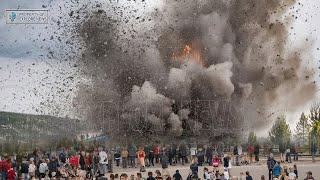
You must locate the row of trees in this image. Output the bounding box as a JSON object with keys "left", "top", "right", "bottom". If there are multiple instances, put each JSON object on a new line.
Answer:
{"left": 247, "top": 104, "right": 320, "bottom": 157}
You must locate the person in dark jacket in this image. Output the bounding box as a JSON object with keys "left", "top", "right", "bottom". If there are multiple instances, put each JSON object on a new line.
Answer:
{"left": 114, "top": 150, "right": 121, "bottom": 167}
{"left": 267, "top": 153, "right": 276, "bottom": 180}
{"left": 148, "top": 148, "right": 155, "bottom": 167}
{"left": 128, "top": 145, "right": 137, "bottom": 168}
{"left": 48, "top": 156, "right": 59, "bottom": 178}
{"left": 190, "top": 159, "right": 198, "bottom": 178}
{"left": 254, "top": 144, "right": 260, "bottom": 163}
{"left": 206, "top": 146, "right": 213, "bottom": 166}
{"left": 147, "top": 171, "right": 156, "bottom": 180}
{"left": 173, "top": 170, "right": 182, "bottom": 180}
{"left": 160, "top": 152, "right": 169, "bottom": 169}
{"left": 179, "top": 145, "right": 187, "bottom": 165}
{"left": 79, "top": 151, "right": 86, "bottom": 170}
{"left": 20, "top": 158, "right": 29, "bottom": 180}
{"left": 246, "top": 171, "right": 253, "bottom": 180}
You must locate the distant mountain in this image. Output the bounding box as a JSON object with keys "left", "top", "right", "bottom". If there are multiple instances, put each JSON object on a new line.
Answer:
{"left": 0, "top": 111, "right": 89, "bottom": 144}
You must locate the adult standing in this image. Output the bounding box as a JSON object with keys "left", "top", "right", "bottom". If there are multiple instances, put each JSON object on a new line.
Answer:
{"left": 205, "top": 146, "right": 213, "bottom": 166}
{"left": 160, "top": 151, "right": 169, "bottom": 169}
{"left": 129, "top": 145, "right": 137, "bottom": 168}
{"left": 154, "top": 145, "right": 161, "bottom": 164}
{"left": 267, "top": 153, "right": 276, "bottom": 180}
{"left": 121, "top": 148, "right": 129, "bottom": 168}
{"left": 137, "top": 147, "right": 146, "bottom": 172}
{"left": 247, "top": 144, "right": 254, "bottom": 164}
{"left": 180, "top": 144, "right": 187, "bottom": 165}
{"left": 148, "top": 147, "right": 155, "bottom": 167}
{"left": 254, "top": 144, "right": 260, "bottom": 163}
{"left": 99, "top": 148, "right": 108, "bottom": 177}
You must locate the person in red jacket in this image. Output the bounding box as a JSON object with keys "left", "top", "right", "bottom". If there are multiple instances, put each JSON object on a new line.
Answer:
{"left": 247, "top": 145, "right": 255, "bottom": 164}
{"left": 7, "top": 167, "right": 16, "bottom": 180}
{"left": 153, "top": 145, "right": 161, "bottom": 164}
{"left": 0, "top": 158, "right": 11, "bottom": 180}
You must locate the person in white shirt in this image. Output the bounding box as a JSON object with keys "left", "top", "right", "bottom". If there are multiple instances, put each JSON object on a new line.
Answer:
{"left": 99, "top": 148, "right": 108, "bottom": 177}
{"left": 28, "top": 160, "right": 36, "bottom": 179}
{"left": 38, "top": 159, "right": 48, "bottom": 178}
{"left": 288, "top": 167, "right": 297, "bottom": 180}
{"left": 203, "top": 167, "right": 210, "bottom": 180}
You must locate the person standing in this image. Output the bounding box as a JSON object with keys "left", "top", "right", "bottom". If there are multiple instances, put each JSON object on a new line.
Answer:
{"left": 79, "top": 151, "right": 86, "bottom": 170}
{"left": 267, "top": 153, "right": 276, "bottom": 180}
{"left": 121, "top": 148, "right": 129, "bottom": 168}
{"left": 254, "top": 144, "right": 260, "bottom": 164}
{"left": 179, "top": 145, "right": 187, "bottom": 165}
{"left": 99, "top": 148, "right": 108, "bottom": 177}
{"left": 160, "top": 151, "right": 169, "bottom": 169}
{"left": 28, "top": 160, "right": 36, "bottom": 179}
{"left": 48, "top": 156, "right": 59, "bottom": 178}
{"left": 154, "top": 145, "right": 161, "bottom": 164}
{"left": 190, "top": 159, "right": 198, "bottom": 179}
{"left": 293, "top": 164, "right": 298, "bottom": 179}
{"left": 137, "top": 147, "right": 146, "bottom": 172}
{"left": 20, "top": 158, "right": 29, "bottom": 180}
{"left": 114, "top": 150, "right": 121, "bottom": 167}
{"left": 38, "top": 159, "right": 49, "bottom": 179}
{"left": 273, "top": 161, "right": 282, "bottom": 178}
{"left": 247, "top": 144, "right": 254, "bottom": 164}
{"left": 144, "top": 145, "right": 151, "bottom": 167}
{"left": 285, "top": 148, "right": 292, "bottom": 163}
{"left": 205, "top": 146, "right": 213, "bottom": 166}
{"left": 129, "top": 145, "right": 137, "bottom": 168}
{"left": 148, "top": 147, "right": 155, "bottom": 167}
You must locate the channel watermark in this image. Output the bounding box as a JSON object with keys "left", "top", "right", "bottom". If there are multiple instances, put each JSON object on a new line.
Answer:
{"left": 5, "top": 9, "right": 48, "bottom": 24}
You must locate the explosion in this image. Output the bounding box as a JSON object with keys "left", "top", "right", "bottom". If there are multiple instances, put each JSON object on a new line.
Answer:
{"left": 172, "top": 43, "right": 205, "bottom": 67}
{"left": 63, "top": 0, "right": 318, "bottom": 142}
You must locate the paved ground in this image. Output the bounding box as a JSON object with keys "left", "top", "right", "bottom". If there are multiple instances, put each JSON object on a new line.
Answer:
{"left": 104, "top": 159, "right": 320, "bottom": 179}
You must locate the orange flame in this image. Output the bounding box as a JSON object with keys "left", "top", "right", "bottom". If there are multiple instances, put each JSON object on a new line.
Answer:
{"left": 172, "top": 44, "right": 204, "bottom": 66}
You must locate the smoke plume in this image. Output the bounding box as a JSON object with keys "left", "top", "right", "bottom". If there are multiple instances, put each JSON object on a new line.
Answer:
{"left": 59, "top": 0, "right": 317, "bottom": 140}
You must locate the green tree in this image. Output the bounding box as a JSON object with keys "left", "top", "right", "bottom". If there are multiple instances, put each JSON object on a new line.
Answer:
{"left": 295, "top": 113, "right": 311, "bottom": 146}
{"left": 269, "top": 116, "right": 292, "bottom": 152}
{"left": 248, "top": 131, "right": 257, "bottom": 145}
{"left": 309, "top": 104, "right": 320, "bottom": 162}
{"left": 309, "top": 104, "right": 320, "bottom": 124}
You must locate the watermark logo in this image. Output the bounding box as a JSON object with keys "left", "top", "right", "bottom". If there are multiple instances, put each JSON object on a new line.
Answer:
{"left": 9, "top": 12, "right": 17, "bottom": 22}
{"left": 6, "top": 9, "right": 48, "bottom": 24}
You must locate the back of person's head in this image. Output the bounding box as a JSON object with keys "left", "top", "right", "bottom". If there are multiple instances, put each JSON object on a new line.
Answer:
{"left": 307, "top": 171, "right": 313, "bottom": 177}
{"left": 289, "top": 167, "right": 293, "bottom": 172}
{"left": 269, "top": 153, "right": 274, "bottom": 159}
{"left": 120, "top": 173, "right": 128, "bottom": 180}
{"left": 245, "top": 171, "right": 250, "bottom": 176}
{"left": 137, "top": 173, "right": 142, "bottom": 178}
{"left": 175, "top": 170, "right": 179, "bottom": 173}
{"left": 261, "top": 175, "right": 265, "bottom": 180}
{"left": 130, "top": 174, "right": 135, "bottom": 180}
{"left": 148, "top": 172, "right": 153, "bottom": 177}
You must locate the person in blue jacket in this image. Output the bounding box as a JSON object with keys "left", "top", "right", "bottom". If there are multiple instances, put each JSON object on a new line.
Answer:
{"left": 273, "top": 161, "right": 282, "bottom": 178}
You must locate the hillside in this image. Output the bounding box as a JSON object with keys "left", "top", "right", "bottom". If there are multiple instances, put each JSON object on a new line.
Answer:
{"left": 0, "top": 111, "right": 88, "bottom": 144}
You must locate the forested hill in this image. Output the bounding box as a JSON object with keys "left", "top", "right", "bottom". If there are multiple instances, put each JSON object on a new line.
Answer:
{"left": 0, "top": 111, "right": 88, "bottom": 143}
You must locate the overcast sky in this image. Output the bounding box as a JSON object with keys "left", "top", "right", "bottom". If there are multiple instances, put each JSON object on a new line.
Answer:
{"left": 0, "top": 0, "right": 319, "bottom": 133}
